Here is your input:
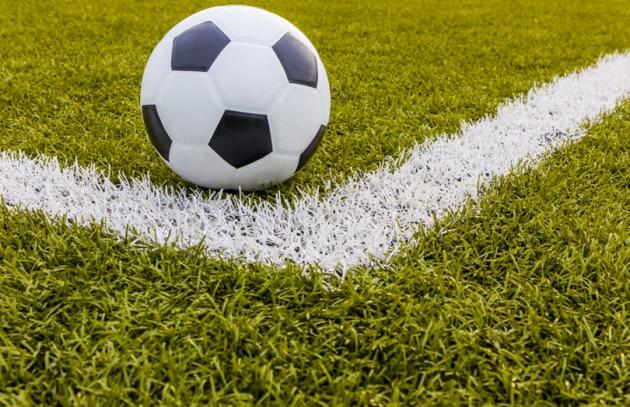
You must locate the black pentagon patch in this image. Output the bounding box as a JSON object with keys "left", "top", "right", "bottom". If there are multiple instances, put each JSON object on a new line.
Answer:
{"left": 142, "top": 105, "right": 172, "bottom": 161}
{"left": 210, "top": 111, "right": 273, "bottom": 169}
{"left": 171, "top": 22, "right": 230, "bottom": 72}
{"left": 273, "top": 33, "right": 318, "bottom": 88}
{"left": 297, "top": 125, "right": 326, "bottom": 172}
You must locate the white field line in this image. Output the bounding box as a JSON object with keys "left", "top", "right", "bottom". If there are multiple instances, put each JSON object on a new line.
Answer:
{"left": 1, "top": 52, "right": 630, "bottom": 273}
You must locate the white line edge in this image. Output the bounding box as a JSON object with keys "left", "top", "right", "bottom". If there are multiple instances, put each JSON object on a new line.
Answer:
{"left": 1, "top": 52, "right": 630, "bottom": 273}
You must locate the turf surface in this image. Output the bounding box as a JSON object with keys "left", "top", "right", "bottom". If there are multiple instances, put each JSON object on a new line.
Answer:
{"left": 2, "top": 0, "right": 630, "bottom": 404}
{"left": 2, "top": 0, "right": 630, "bottom": 194}
{"left": 1, "top": 100, "right": 628, "bottom": 405}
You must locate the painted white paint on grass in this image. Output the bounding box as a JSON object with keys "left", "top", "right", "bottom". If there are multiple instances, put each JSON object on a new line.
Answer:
{"left": 1, "top": 52, "right": 630, "bottom": 272}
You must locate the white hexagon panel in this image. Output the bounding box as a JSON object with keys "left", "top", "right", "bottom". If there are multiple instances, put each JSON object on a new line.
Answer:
{"left": 268, "top": 86, "right": 323, "bottom": 154}
{"left": 209, "top": 42, "right": 288, "bottom": 113}
{"left": 234, "top": 152, "right": 300, "bottom": 191}
{"left": 140, "top": 38, "right": 172, "bottom": 105}
{"left": 140, "top": 5, "right": 331, "bottom": 191}
{"left": 168, "top": 142, "right": 237, "bottom": 190}
{"left": 208, "top": 5, "right": 288, "bottom": 46}
{"left": 156, "top": 73, "right": 223, "bottom": 146}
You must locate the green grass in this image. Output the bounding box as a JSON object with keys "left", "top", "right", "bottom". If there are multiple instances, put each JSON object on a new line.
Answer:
{"left": 1, "top": 99, "right": 628, "bottom": 405}
{"left": 1, "top": 0, "right": 630, "bottom": 195}
{"left": 1, "top": 0, "right": 630, "bottom": 404}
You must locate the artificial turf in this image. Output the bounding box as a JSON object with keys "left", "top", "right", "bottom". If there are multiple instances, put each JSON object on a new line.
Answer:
{"left": 1, "top": 99, "right": 628, "bottom": 404}
{"left": 2, "top": 0, "right": 630, "bottom": 195}
{"left": 2, "top": 0, "right": 630, "bottom": 404}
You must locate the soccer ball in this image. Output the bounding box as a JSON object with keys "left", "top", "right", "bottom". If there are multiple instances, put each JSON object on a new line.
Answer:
{"left": 140, "top": 6, "right": 330, "bottom": 191}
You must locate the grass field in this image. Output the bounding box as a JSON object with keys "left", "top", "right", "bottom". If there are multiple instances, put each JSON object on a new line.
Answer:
{"left": 1, "top": 0, "right": 630, "bottom": 405}
{"left": 2, "top": 0, "right": 630, "bottom": 194}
